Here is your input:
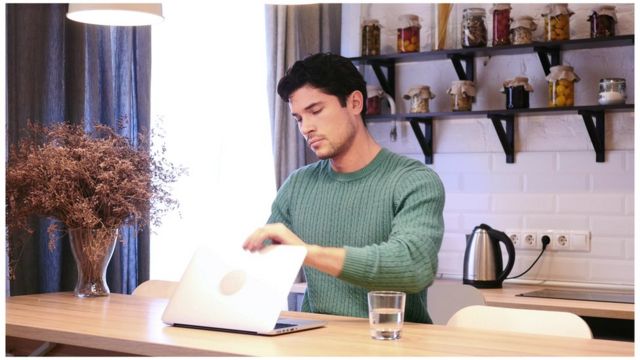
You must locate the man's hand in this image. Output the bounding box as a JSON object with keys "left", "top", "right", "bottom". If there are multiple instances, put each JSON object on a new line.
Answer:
{"left": 243, "top": 223, "right": 346, "bottom": 277}
{"left": 243, "top": 223, "right": 305, "bottom": 251}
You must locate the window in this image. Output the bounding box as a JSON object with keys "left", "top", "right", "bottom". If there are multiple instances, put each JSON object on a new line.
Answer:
{"left": 149, "top": 3, "right": 275, "bottom": 279}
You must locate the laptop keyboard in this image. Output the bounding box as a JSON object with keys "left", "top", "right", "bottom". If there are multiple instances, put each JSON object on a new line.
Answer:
{"left": 274, "top": 322, "right": 296, "bottom": 329}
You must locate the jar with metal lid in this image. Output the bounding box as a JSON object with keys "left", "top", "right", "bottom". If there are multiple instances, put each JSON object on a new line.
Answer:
{"left": 501, "top": 77, "right": 534, "bottom": 109}
{"left": 403, "top": 86, "right": 436, "bottom": 113}
{"left": 447, "top": 80, "right": 476, "bottom": 111}
{"left": 542, "top": 4, "right": 573, "bottom": 41}
{"left": 491, "top": 4, "right": 512, "bottom": 46}
{"left": 546, "top": 65, "right": 580, "bottom": 107}
{"left": 462, "top": 8, "right": 487, "bottom": 48}
{"left": 510, "top": 16, "right": 537, "bottom": 45}
{"left": 397, "top": 14, "right": 421, "bottom": 53}
{"left": 588, "top": 5, "right": 616, "bottom": 38}
{"left": 361, "top": 19, "right": 381, "bottom": 56}
{"left": 598, "top": 78, "right": 626, "bottom": 105}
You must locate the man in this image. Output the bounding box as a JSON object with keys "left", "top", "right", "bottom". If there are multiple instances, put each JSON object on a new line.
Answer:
{"left": 243, "top": 53, "right": 444, "bottom": 324}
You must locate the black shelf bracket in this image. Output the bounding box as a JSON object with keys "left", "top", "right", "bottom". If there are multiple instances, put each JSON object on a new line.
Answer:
{"left": 447, "top": 54, "right": 475, "bottom": 81}
{"left": 487, "top": 114, "right": 515, "bottom": 163}
{"left": 370, "top": 60, "right": 396, "bottom": 98}
{"left": 408, "top": 117, "right": 433, "bottom": 164}
{"left": 534, "top": 46, "right": 561, "bottom": 76}
{"left": 578, "top": 109, "right": 606, "bottom": 162}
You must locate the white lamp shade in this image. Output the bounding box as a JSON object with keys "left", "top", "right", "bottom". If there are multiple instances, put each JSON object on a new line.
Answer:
{"left": 67, "top": 3, "right": 164, "bottom": 26}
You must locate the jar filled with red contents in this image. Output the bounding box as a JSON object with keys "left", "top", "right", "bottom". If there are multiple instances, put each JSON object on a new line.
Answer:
{"left": 397, "top": 14, "right": 421, "bottom": 53}
{"left": 491, "top": 4, "right": 512, "bottom": 46}
{"left": 588, "top": 5, "right": 616, "bottom": 38}
{"left": 366, "top": 85, "right": 384, "bottom": 115}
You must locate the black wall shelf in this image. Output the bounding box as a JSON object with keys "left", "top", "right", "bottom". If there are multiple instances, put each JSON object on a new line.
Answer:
{"left": 366, "top": 104, "right": 633, "bottom": 164}
{"left": 351, "top": 35, "right": 635, "bottom": 164}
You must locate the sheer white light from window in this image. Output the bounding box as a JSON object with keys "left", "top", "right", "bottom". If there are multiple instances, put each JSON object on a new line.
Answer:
{"left": 150, "top": 2, "right": 275, "bottom": 280}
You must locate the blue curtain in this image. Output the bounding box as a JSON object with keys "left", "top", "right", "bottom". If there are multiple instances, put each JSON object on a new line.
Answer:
{"left": 6, "top": 4, "right": 151, "bottom": 295}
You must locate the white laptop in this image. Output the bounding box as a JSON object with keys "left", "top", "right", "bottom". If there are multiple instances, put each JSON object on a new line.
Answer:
{"left": 162, "top": 245, "right": 326, "bottom": 335}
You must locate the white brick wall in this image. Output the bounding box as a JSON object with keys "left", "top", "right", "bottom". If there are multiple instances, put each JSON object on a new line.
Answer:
{"left": 342, "top": 3, "right": 634, "bottom": 286}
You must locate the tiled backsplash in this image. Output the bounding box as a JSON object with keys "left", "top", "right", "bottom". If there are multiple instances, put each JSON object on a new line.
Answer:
{"left": 342, "top": 3, "right": 634, "bottom": 286}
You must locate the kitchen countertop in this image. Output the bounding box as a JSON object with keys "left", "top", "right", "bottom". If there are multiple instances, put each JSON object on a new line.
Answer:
{"left": 291, "top": 279, "right": 634, "bottom": 320}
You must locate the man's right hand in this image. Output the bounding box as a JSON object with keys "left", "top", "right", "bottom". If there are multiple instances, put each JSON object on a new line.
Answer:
{"left": 243, "top": 223, "right": 346, "bottom": 277}
{"left": 242, "top": 223, "right": 305, "bottom": 251}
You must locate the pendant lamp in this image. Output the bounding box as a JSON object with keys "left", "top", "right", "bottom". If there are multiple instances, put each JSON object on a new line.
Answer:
{"left": 67, "top": 3, "right": 164, "bottom": 26}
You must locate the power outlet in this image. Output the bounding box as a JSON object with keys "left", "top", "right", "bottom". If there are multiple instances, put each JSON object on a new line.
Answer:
{"left": 506, "top": 230, "right": 521, "bottom": 249}
{"left": 549, "top": 230, "right": 571, "bottom": 250}
{"left": 521, "top": 231, "right": 539, "bottom": 249}
{"left": 539, "top": 230, "right": 554, "bottom": 250}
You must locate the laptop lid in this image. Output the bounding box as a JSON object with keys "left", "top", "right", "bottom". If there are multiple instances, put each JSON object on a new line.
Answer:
{"left": 162, "top": 245, "right": 323, "bottom": 334}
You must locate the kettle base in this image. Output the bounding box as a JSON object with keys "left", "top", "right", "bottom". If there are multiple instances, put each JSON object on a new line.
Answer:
{"left": 463, "top": 279, "right": 503, "bottom": 289}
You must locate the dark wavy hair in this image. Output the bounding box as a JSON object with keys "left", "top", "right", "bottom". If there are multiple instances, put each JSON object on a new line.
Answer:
{"left": 277, "top": 53, "right": 367, "bottom": 119}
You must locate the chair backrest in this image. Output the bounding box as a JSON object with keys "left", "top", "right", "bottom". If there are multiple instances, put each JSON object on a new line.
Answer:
{"left": 447, "top": 305, "right": 593, "bottom": 339}
{"left": 131, "top": 280, "right": 178, "bottom": 299}
{"left": 427, "top": 281, "right": 486, "bottom": 325}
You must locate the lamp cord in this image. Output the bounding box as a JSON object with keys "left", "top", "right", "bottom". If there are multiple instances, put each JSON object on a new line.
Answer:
{"left": 507, "top": 235, "right": 551, "bottom": 280}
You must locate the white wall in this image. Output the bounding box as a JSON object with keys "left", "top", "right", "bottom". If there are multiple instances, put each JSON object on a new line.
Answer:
{"left": 343, "top": 3, "right": 634, "bottom": 287}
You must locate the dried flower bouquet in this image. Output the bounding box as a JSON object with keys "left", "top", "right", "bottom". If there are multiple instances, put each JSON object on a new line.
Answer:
{"left": 6, "top": 121, "right": 183, "bottom": 279}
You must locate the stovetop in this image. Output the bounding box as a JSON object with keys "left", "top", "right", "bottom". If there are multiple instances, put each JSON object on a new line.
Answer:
{"left": 517, "top": 288, "right": 634, "bottom": 304}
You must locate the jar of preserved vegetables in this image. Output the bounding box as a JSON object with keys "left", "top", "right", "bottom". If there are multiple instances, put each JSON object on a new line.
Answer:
{"left": 491, "top": 4, "right": 512, "bottom": 46}
{"left": 403, "top": 86, "right": 436, "bottom": 113}
{"left": 361, "top": 19, "right": 381, "bottom": 56}
{"left": 462, "top": 8, "right": 487, "bottom": 48}
{"left": 546, "top": 65, "right": 580, "bottom": 107}
{"left": 588, "top": 5, "right": 616, "bottom": 39}
{"left": 510, "top": 16, "right": 537, "bottom": 45}
{"left": 501, "top": 77, "right": 534, "bottom": 109}
{"left": 397, "top": 14, "right": 421, "bottom": 53}
{"left": 542, "top": 4, "right": 573, "bottom": 42}
{"left": 447, "top": 80, "right": 476, "bottom": 111}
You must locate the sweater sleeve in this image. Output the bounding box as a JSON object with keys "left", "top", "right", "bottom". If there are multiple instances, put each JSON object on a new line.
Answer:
{"left": 266, "top": 175, "right": 293, "bottom": 228}
{"left": 338, "top": 167, "right": 445, "bottom": 294}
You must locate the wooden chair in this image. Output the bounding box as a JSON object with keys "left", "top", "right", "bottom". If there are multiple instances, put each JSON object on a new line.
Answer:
{"left": 447, "top": 305, "right": 593, "bottom": 339}
{"left": 131, "top": 280, "right": 178, "bottom": 299}
{"left": 427, "top": 281, "right": 486, "bottom": 325}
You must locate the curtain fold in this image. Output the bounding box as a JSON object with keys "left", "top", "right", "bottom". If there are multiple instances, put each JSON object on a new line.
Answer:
{"left": 6, "top": 4, "right": 151, "bottom": 295}
{"left": 265, "top": 4, "right": 342, "bottom": 188}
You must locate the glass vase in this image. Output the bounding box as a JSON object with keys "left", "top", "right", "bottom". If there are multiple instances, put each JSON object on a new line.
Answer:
{"left": 68, "top": 227, "right": 118, "bottom": 297}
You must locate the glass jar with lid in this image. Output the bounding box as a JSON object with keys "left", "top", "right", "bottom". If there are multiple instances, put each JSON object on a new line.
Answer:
{"left": 462, "top": 8, "right": 487, "bottom": 48}
{"left": 447, "top": 80, "right": 476, "bottom": 111}
{"left": 501, "top": 77, "right": 534, "bottom": 109}
{"left": 542, "top": 4, "right": 573, "bottom": 41}
{"left": 588, "top": 5, "right": 616, "bottom": 38}
{"left": 546, "top": 65, "right": 580, "bottom": 107}
{"left": 491, "top": 4, "right": 512, "bottom": 46}
{"left": 598, "top": 78, "right": 626, "bottom": 105}
{"left": 366, "top": 85, "right": 396, "bottom": 116}
{"left": 510, "top": 16, "right": 537, "bottom": 45}
{"left": 361, "top": 19, "right": 381, "bottom": 56}
{"left": 403, "top": 86, "right": 436, "bottom": 113}
{"left": 397, "top": 14, "right": 421, "bottom": 53}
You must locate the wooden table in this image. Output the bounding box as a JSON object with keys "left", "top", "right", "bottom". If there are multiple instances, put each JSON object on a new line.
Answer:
{"left": 5, "top": 293, "right": 634, "bottom": 356}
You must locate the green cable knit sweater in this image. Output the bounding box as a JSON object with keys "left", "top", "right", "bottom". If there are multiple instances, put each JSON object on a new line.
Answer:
{"left": 268, "top": 148, "right": 445, "bottom": 323}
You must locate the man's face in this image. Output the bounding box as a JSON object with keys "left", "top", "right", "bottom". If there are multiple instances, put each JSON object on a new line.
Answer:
{"left": 289, "top": 85, "right": 361, "bottom": 160}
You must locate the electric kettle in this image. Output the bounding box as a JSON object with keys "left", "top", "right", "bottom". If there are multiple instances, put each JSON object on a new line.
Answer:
{"left": 463, "top": 224, "right": 515, "bottom": 288}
